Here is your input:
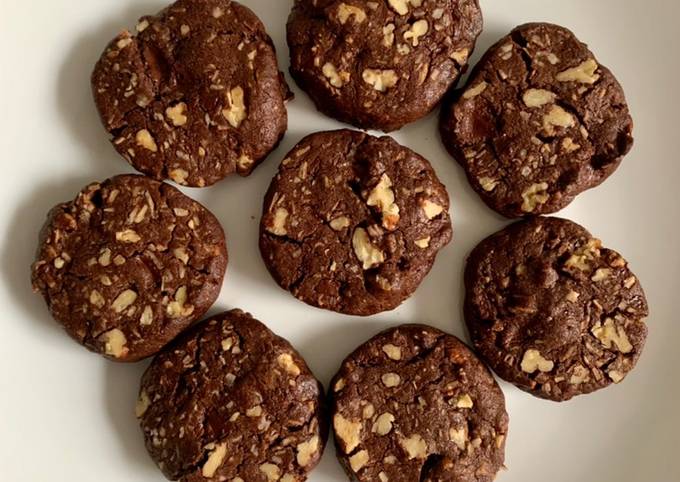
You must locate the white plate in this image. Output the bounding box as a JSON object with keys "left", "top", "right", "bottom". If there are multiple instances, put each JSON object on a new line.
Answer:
{"left": 1, "top": 0, "right": 679, "bottom": 481}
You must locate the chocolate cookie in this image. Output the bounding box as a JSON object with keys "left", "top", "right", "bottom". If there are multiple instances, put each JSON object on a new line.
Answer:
{"left": 464, "top": 217, "right": 648, "bottom": 401}
{"left": 137, "top": 309, "right": 326, "bottom": 482}
{"left": 92, "top": 0, "right": 290, "bottom": 187}
{"left": 440, "top": 23, "right": 634, "bottom": 218}
{"left": 330, "top": 324, "right": 508, "bottom": 482}
{"left": 288, "top": 0, "right": 483, "bottom": 132}
{"left": 259, "top": 130, "right": 453, "bottom": 316}
{"left": 31, "top": 175, "right": 227, "bottom": 362}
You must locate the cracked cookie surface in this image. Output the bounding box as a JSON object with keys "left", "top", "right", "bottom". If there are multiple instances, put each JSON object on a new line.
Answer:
{"left": 288, "top": 0, "right": 482, "bottom": 131}
{"left": 137, "top": 309, "right": 327, "bottom": 482}
{"left": 440, "top": 23, "right": 634, "bottom": 217}
{"left": 259, "top": 129, "right": 452, "bottom": 316}
{"left": 31, "top": 174, "right": 227, "bottom": 362}
{"left": 464, "top": 217, "right": 648, "bottom": 401}
{"left": 330, "top": 324, "right": 508, "bottom": 482}
{"left": 92, "top": 0, "right": 290, "bottom": 187}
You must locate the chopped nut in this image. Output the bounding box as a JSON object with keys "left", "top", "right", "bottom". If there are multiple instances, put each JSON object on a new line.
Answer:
{"left": 388, "top": 0, "right": 409, "bottom": 15}
{"left": 337, "top": 3, "right": 366, "bottom": 24}
{"left": 556, "top": 59, "right": 600, "bottom": 84}
{"left": 167, "top": 286, "right": 193, "bottom": 318}
{"left": 383, "top": 24, "right": 396, "bottom": 47}
{"left": 267, "top": 208, "right": 289, "bottom": 236}
{"left": 591, "top": 319, "right": 633, "bottom": 353}
{"left": 169, "top": 168, "right": 189, "bottom": 185}
{"left": 237, "top": 154, "right": 254, "bottom": 171}
{"left": 403, "top": 20, "right": 429, "bottom": 47}
{"left": 53, "top": 257, "right": 65, "bottom": 269}
{"left": 352, "top": 227, "right": 385, "bottom": 270}
{"left": 415, "top": 237, "right": 431, "bottom": 249}
{"left": 259, "top": 463, "right": 280, "bottom": 481}
{"left": 322, "top": 63, "right": 349, "bottom": 88}
{"left": 180, "top": 24, "right": 190, "bottom": 36}
{"left": 135, "top": 390, "right": 151, "bottom": 418}
{"left": 112, "top": 289, "right": 138, "bottom": 313}
{"left": 349, "top": 450, "right": 369, "bottom": 472}
{"left": 116, "top": 229, "right": 141, "bottom": 243}
{"left": 330, "top": 216, "right": 351, "bottom": 231}
{"left": 564, "top": 239, "right": 602, "bottom": 272}
{"left": 166, "top": 102, "right": 188, "bottom": 126}
{"left": 135, "top": 129, "right": 158, "bottom": 152}
{"left": 333, "top": 413, "right": 361, "bottom": 453}
{"left": 362, "top": 403, "right": 375, "bottom": 419}
{"left": 173, "top": 247, "right": 189, "bottom": 264}
{"left": 379, "top": 472, "right": 388, "bottom": 482}
{"left": 521, "top": 183, "right": 549, "bottom": 213}
{"left": 421, "top": 200, "right": 444, "bottom": 219}
{"left": 99, "top": 329, "right": 128, "bottom": 358}
{"left": 591, "top": 268, "right": 611, "bottom": 282}
{"left": 608, "top": 370, "right": 625, "bottom": 383}
{"left": 372, "top": 413, "right": 395, "bottom": 436}
{"left": 562, "top": 137, "right": 581, "bottom": 152}
{"left": 296, "top": 436, "right": 320, "bottom": 467}
{"left": 400, "top": 434, "right": 427, "bottom": 459}
{"left": 624, "top": 276, "right": 637, "bottom": 289}
{"left": 246, "top": 405, "right": 262, "bottom": 417}
{"left": 173, "top": 207, "right": 189, "bottom": 217}
{"left": 136, "top": 20, "right": 149, "bottom": 32}
{"left": 362, "top": 69, "right": 399, "bottom": 92}
{"left": 543, "top": 105, "right": 575, "bottom": 133}
{"left": 451, "top": 48, "right": 469, "bottom": 64}
{"left": 90, "top": 290, "right": 105, "bottom": 308}
{"left": 463, "top": 81, "right": 487, "bottom": 99}
{"left": 382, "top": 344, "right": 401, "bottom": 360}
{"left": 449, "top": 426, "right": 467, "bottom": 449}
{"left": 456, "top": 394, "right": 474, "bottom": 409}
{"left": 522, "top": 88, "right": 556, "bottom": 108}
{"left": 223, "top": 86, "right": 247, "bottom": 128}
{"left": 566, "top": 290, "right": 580, "bottom": 302}
{"left": 479, "top": 177, "right": 499, "bottom": 192}
{"left": 140, "top": 305, "right": 153, "bottom": 326}
{"left": 381, "top": 372, "right": 401, "bottom": 387}
{"left": 277, "top": 353, "right": 301, "bottom": 376}
{"left": 520, "top": 349, "right": 554, "bottom": 373}
{"left": 117, "top": 37, "right": 132, "bottom": 49}
{"left": 212, "top": 6, "right": 224, "bottom": 18}
{"left": 334, "top": 378, "right": 346, "bottom": 392}
{"left": 570, "top": 365, "right": 590, "bottom": 385}
{"left": 367, "top": 174, "right": 400, "bottom": 230}
{"left": 280, "top": 475, "right": 295, "bottom": 482}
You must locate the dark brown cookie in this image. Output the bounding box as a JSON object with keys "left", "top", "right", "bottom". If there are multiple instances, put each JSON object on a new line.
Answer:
{"left": 92, "top": 0, "right": 290, "bottom": 187}
{"left": 31, "top": 174, "right": 227, "bottom": 362}
{"left": 330, "top": 324, "right": 508, "bottom": 482}
{"left": 464, "top": 217, "right": 648, "bottom": 401}
{"left": 288, "top": 0, "right": 483, "bottom": 132}
{"left": 440, "top": 23, "right": 634, "bottom": 218}
{"left": 137, "top": 309, "right": 327, "bottom": 482}
{"left": 259, "top": 129, "right": 453, "bottom": 316}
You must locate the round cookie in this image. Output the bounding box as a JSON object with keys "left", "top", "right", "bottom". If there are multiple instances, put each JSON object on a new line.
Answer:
{"left": 31, "top": 174, "right": 227, "bottom": 362}
{"left": 440, "top": 23, "right": 634, "bottom": 218}
{"left": 92, "top": 0, "right": 290, "bottom": 187}
{"left": 259, "top": 129, "right": 453, "bottom": 316}
{"left": 288, "top": 0, "right": 483, "bottom": 132}
{"left": 137, "top": 309, "right": 327, "bottom": 482}
{"left": 330, "top": 324, "right": 508, "bottom": 482}
{"left": 464, "top": 217, "right": 648, "bottom": 401}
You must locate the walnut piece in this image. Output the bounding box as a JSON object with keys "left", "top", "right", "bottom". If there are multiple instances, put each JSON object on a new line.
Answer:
{"left": 352, "top": 228, "right": 385, "bottom": 270}
{"left": 135, "top": 390, "right": 151, "bottom": 418}
{"left": 259, "top": 463, "right": 281, "bottom": 481}
{"left": 337, "top": 3, "right": 366, "bottom": 24}
{"left": 521, "top": 183, "right": 549, "bottom": 212}
{"left": 333, "top": 413, "right": 362, "bottom": 453}
{"left": 449, "top": 426, "right": 467, "bottom": 449}
{"left": 165, "top": 102, "right": 188, "bottom": 126}
{"left": 382, "top": 344, "right": 402, "bottom": 360}
{"left": 362, "top": 69, "right": 399, "bottom": 92}
{"left": 277, "top": 353, "right": 301, "bottom": 376}
{"left": 349, "top": 450, "right": 369, "bottom": 472}
{"left": 367, "top": 174, "right": 400, "bottom": 230}
{"left": 403, "top": 20, "right": 429, "bottom": 47}
{"left": 520, "top": 349, "right": 554, "bottom": 373}
{"left": 330, "top": 216, "right": 351, "bottom": 231}
{"left": 372, "top": 412, "right": 395, "bottom": 436}
{"left": 564, "top": 239, "right": 602, "bottom": 272}
{"left": 381, "top": 372, "right": 401, "bottom": 387}
{"left": 112, "top": 289, "right": 138, "bottom": 313}
{"left": 421, "top": 199, "right": 444, "bottom": 219}
{"left": 267, "top": 208, "right": 289, "bottom": 236}
{"left": 296, "top": 436, "right": 320, "bottom": 467}
{"left": 202, "top": 443, "right": 227, "bottom": 478}
{"left": 99, "top": 329, "right": 128, "bottom": 358}
{"left": 463, "top": 81, "right": 487, "bottom": 99}
{"left": 223, "top": 86, "right": 247, "bottom": 128}
{"left": 323, "top": 63, "right": 350, "bottom": 88}
{"left": 556, "top": 59, "right": 600, "bottom": 84}
{"left": 399, "top": 434, "right": 427, "bottom": 460}
{"left": 591, "top": 319, "right": 633, "bottom": 353}
{"left": 135, "top": 129, "right": 158, "bottom": 152}
{"left": 522, "top": 88, "right": 556, "bottom": 108}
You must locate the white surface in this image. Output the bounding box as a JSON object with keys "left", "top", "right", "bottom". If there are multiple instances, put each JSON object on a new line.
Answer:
{"left": 1, "top": 0, "right": 678, "bottom": 481}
